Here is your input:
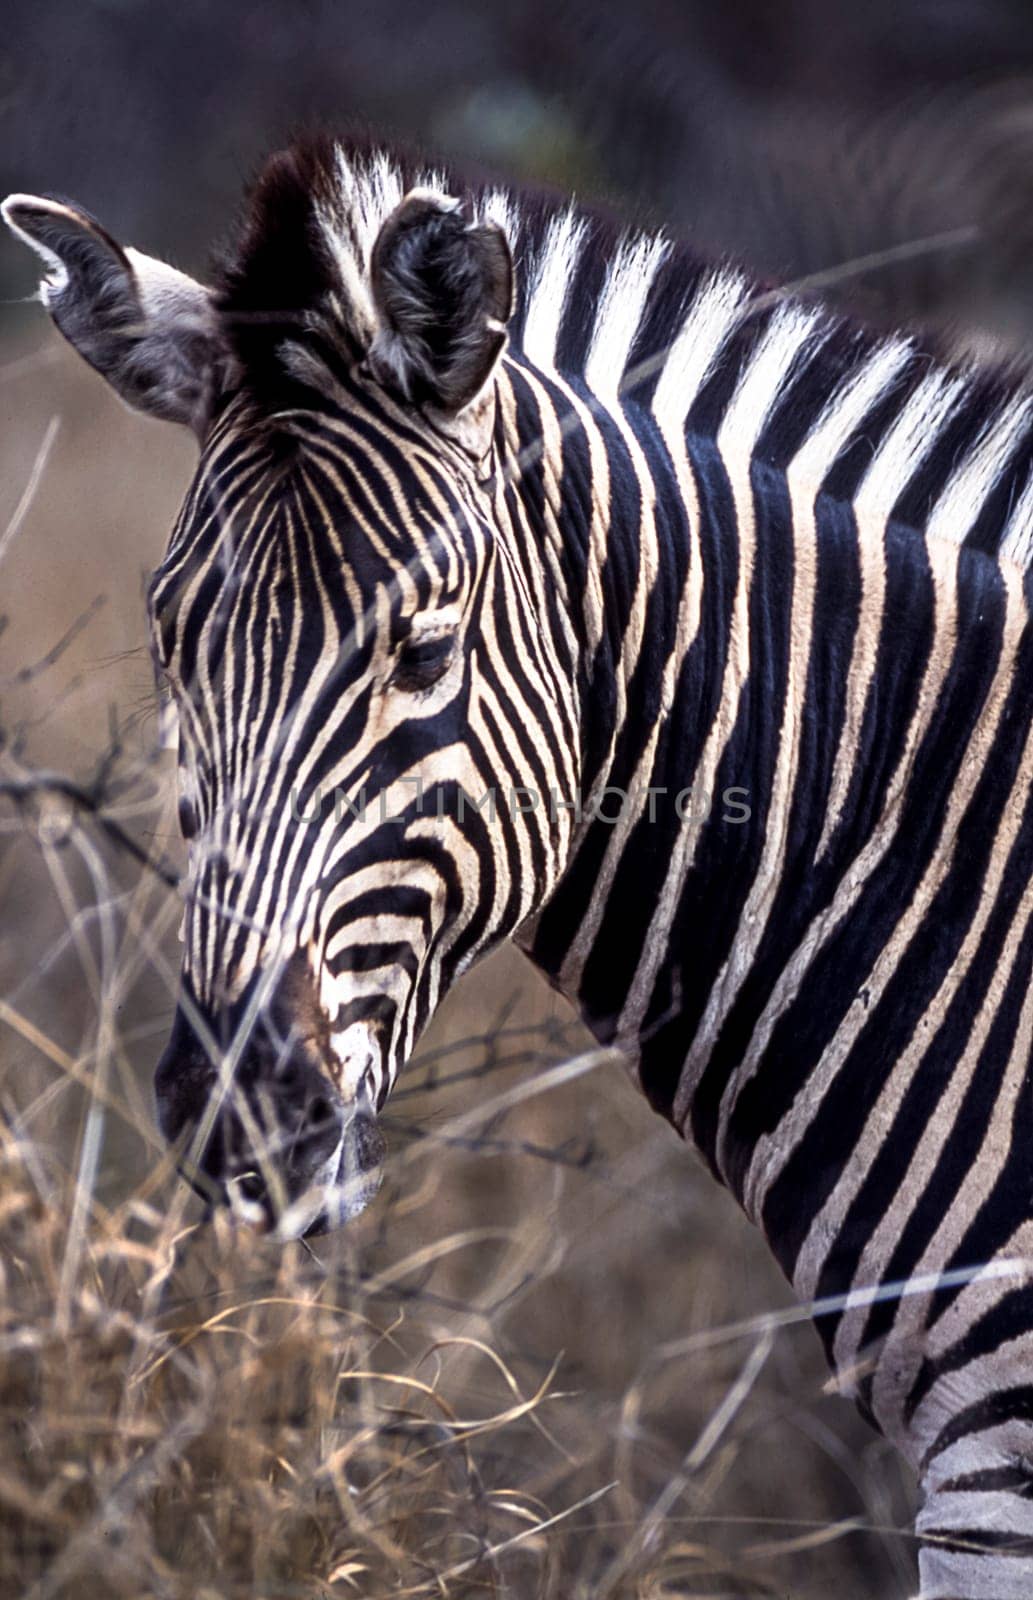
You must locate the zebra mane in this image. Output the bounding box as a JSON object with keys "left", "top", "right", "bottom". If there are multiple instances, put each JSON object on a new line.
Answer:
{"left": 217, "top": 134, "right": 1033, "bottom": 571}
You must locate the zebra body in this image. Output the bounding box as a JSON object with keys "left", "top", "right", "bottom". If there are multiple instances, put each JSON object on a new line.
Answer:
{"left": 8, "top": 136, "right": 1033, "bottom": 1595}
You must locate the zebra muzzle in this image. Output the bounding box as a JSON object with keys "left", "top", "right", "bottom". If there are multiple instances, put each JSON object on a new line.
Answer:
{"left": 154, "top": 1008, "right": 386, "bottom": 1237}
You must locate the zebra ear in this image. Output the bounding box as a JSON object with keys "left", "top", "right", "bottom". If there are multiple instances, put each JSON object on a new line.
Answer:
{"left": 368, "top": 189, "right": 513, "bottom": 419}
{"left": 2, "top": 193, "right": 232, "bottom": 433}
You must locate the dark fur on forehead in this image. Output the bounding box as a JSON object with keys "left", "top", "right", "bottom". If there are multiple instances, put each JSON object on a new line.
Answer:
{"left": 215, "top": 134, "right": 350, "bottom": 399}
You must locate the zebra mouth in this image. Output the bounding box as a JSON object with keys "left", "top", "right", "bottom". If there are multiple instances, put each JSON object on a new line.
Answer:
{"left": 180, "top": 1096, "right": 385, "bottom": 1240}
{"left": 273, "top": 1101, "right": 386, "bottom": 1240}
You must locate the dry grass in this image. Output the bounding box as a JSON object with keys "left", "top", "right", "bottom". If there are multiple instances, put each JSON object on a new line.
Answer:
{"left": 0, "top": 337, "right": 920, "bottom": 1598}
{"left": 0, "top": 1112, "right": 598, "bottom": 1600}
{"left": 0, "top": 1019, "right": 919, "bottom": 1600}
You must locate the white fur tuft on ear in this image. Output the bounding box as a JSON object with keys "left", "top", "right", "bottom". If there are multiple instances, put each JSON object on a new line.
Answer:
{"left": 3, "top": 193, "right": 73, "bottom": 297}
{"left": 2, "top": 193, "right": 233, "bottom": 433}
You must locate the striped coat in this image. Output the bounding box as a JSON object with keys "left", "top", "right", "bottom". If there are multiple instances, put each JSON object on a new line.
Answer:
{"left": 8, "top": 135, "right": 1033, "bottom": 1595}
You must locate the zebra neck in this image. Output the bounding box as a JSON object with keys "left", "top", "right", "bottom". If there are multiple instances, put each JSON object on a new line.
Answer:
{"left": 510, "top": 353, "right": 1033, "bottom": 1220}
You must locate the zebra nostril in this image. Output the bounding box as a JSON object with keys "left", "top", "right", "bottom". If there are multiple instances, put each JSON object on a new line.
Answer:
{"left": 236, "top": 1171, "right": 265, "bottom": 1202}
{"left": 306, "top": 1094, "right": 334, "bottom": 1129}
{"left": 224, "top": 1169, "right": 269, "bottom": 1230}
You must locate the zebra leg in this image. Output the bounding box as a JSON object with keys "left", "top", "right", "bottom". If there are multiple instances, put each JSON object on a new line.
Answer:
{"left": 912, "top": 1389, "right": 1033, "bottom": 1598}
{"left": 836, "top": 1271, "right": 1033, "bottom": 1597}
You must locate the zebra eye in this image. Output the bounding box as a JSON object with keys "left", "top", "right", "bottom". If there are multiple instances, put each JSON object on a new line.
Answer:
{"left": 391, "top": 630, "right": 455, "bottom": 692}
{"left": 178, "top": 795, "right": 199, "bottom": 841}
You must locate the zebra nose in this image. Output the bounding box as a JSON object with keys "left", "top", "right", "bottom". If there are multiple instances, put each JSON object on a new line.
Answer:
{"left": 155, "top": 1034, "right": 350, "bottom": 1196}
{"left": 217, "top": 1056, "right": 349, "bottom": 1190}
{"left": 260, "top": 1053, "right": 347, "bottom": 1158}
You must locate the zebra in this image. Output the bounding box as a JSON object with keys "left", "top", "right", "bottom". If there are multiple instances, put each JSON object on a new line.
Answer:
{"left": 7, "top": 133, "right": 1033, "bottom": 1597}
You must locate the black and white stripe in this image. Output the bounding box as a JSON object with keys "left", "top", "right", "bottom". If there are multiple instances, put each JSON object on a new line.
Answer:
{"left": 10, "top": 134, "right": 1033, "bottom": 1595}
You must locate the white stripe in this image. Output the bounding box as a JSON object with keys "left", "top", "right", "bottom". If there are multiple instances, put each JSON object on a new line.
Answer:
{"left": 651, "top": 270, "right": 749, "bottom": 424}
{"left": 855, "top": 368, "right": 966, "bottom": 519}
{"left": 585, "top": 231, "right": 670, "bottom": 399}
{"left": 478, "top": 186, "right": 518, "bottom": 244}
{"left": 791, "top": 337, "right": 912, "bottom": 486}
{"left": 522, "top": 208, "right": 587, "bottom": 372}
{"left": 918, "top": 1547, "right": 1033, "bottom": 1600}
{"left": 927, "top": 393, "right": 1033, "bottom": 545}
{"left": 1001, "top": 462, "right": 1033, "bottom": 567}
{"left": 717, "top": 302, "right": 824, "bottom": 456}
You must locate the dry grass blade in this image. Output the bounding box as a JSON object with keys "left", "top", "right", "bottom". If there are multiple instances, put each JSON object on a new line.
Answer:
{"left": 0, "top": 413, "right": 60, "bottom": 567}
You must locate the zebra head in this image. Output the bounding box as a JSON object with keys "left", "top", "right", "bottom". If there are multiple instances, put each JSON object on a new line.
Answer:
{"left": 4, "top": 145, "right": 581, "bottom": 1235}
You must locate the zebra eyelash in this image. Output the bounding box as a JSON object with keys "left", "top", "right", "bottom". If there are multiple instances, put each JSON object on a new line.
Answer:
{"left": 389, "top": 628, "right": 456, "bottom": 692}
{"left": 388, "top": 602, "right": 463, "bottom": 693}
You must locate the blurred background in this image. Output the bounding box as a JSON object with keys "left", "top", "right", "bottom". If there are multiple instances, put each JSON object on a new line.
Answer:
{"left": 5, "top": 3, "right": 1033, "bottom": 1595}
